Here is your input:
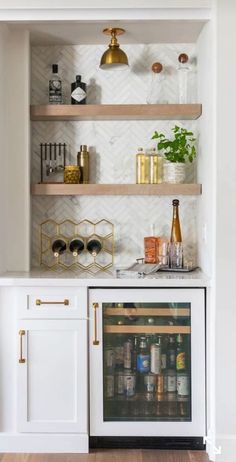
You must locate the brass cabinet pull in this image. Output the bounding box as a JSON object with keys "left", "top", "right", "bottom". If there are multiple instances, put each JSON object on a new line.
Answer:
{"left": 93, "top": 303, "right": 99, "bottom": 345}
{"left": 36, "top": 299, "right": 69, "bottom": 306}
{"left": 19, "top": 330, "right": 26, "bottom": 364}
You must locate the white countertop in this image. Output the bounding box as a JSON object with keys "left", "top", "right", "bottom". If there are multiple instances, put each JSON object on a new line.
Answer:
{"left": 0, "top": 268, "right": 210, "bottom": 287}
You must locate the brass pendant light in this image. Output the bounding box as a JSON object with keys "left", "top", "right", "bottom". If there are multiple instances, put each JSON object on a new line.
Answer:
{"left": 100, "top": 28, "right": 129, "bottom": 70}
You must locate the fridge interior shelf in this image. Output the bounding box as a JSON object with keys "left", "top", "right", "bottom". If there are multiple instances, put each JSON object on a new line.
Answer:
{"left": 104, "top": 326, "right": 191, "bottom": 334}
{"left": 104, "top": 308, "right": 190, "bottom": 317}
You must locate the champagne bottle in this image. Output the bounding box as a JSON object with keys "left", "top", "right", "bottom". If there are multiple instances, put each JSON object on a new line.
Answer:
{"left": 52, "top": 239, "right": 66, "bottom": 257}
{"left": 170, "top": 199, "right": 182, "bottom": 243}
{"left": 87, "top": 237, "right": 102, "bottom": 257}
{"left": 169, "top": 199, "right": 183, "bottom": 268}
{"left": 69, "top": 238, "right": 85, "bottom": 256}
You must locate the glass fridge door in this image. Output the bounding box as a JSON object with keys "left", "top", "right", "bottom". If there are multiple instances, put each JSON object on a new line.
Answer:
{"left": 103, "top": 301, "right": 191, "bottom": 422}
{"left": 90, "top": 288, "right": 205, "bottom": 437}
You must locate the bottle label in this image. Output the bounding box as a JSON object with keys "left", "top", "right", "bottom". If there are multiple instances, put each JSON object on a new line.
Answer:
{"left": 137, "top": 354, "right": 150, "bottom": 373}
{"left": 49, "top": 79, "right": 62, "bottom": 103}
{"left": 71, "top": 87, "right": 86, "bottom": 102}
{"left": 168, "top": 349, "right": 176, "bottom": 368}
{"left": 176, "top": 352, "right": 186, "bottom": 370}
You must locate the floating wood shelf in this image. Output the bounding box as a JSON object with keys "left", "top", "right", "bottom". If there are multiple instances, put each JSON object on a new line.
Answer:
{"left": 104, "top": 308, "right": 190, "bottom": 317}
{"left": 31, "top": 183, "right": 202, "bottom": 196}
{"left": 104, "top": 326, "right": 191, "bottom": 334}
{"left": 30, "top": 104, "right": 202, "bottom": 121}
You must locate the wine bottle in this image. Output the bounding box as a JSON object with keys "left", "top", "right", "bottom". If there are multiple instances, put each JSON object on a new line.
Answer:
{"left": 49, "top": 64, "right": 62, "bottom": 104}
{"left": 170, "top": 199, "right": 183, "bottom": 268}
{"left": 52, "top": 239, "right": 66, "bottom": 257}
{"left": 69, "top": 238, "right": 85, "bottom": 256}
{"left": 87, "top": 237, "right": 102, "bottom": 257}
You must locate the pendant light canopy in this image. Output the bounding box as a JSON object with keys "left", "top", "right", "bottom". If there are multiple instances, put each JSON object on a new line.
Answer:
{"left": 100, "top": 28, "right": 129, "bottom": 70}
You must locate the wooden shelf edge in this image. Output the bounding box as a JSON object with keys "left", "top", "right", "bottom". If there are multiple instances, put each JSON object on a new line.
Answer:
{"left": 30, "top": 104, "right": 202, "bottom": 121}
{"left": 31, "top": 183, "right": 202, "bottom": 196}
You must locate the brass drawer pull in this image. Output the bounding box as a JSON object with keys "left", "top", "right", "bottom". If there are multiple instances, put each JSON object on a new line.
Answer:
{"left": 36, "top": 299, "right": 69, "bottom": 306}
{"left": 93, "top": 303, "right": 99, "bottom": 346}
{"left": 19, "top": 330, "right": 26, "bottom": 364}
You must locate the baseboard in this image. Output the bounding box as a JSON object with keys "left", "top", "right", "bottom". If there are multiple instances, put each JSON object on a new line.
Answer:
{"left": 0, "top": 433, "right": 89, "bottom": 453}
{"left": 215, "top": 435, "right": 236, "bottom": 462}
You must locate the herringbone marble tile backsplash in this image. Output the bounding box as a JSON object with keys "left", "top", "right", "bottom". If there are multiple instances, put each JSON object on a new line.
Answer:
{"left": 31, "top": 43, "right": 198, "bottom": 269}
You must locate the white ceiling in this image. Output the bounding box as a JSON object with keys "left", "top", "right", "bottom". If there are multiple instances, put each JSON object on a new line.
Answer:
{"left": 8, "top": 20, "right": 207, "bottom": 45}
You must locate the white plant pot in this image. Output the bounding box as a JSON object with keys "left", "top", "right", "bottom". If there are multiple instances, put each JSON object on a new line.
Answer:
{"left": 163, "top": 162, "right": 186, "bottom": 184}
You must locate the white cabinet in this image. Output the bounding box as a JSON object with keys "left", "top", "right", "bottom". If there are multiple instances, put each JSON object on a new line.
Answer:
{"left": 89, "top": 287, "right": 205, "bottom": 439}
{"left": 16, "top": 286, "right": 88, "bottom": 443}
{"left": 17, "top": 319, "right": 87, "bottom": 433}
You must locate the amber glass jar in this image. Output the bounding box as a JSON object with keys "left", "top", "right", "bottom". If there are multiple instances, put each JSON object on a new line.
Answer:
{"left": 64, "top": 165, "right": 81, "bottom": 184}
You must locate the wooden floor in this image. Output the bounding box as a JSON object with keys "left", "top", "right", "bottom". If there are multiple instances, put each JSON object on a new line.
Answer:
{"left": 0, "top": 450, "right": 210, "bottom": 462}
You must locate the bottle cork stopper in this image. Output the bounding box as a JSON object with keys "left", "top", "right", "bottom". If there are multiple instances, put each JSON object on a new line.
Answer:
{"left": 178, "top": 53, "right": 189, "bottom": 64}
{"left": 151, "top": 62, "right": 163, "bottom": 73}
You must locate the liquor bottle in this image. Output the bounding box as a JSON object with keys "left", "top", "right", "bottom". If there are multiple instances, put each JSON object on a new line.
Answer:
{"left": 71, "top": 75, "right": 87, "bottom": 105}
{"left": 49, "top": 64, "right": 62, "bottom": 104}
{"left": 177, "top": 53, "right": 189, "bottom": 104}
{"left": 136, "top": 336, "right": 150, "bottom": 393}
{"left": 136, "top": 147, "right": 149, "bottom": 184}
{"left": 149, "top": 148, "right": 163, "bottom": 184}
{"left": 87, "top": 237, "right": 102, "bottom": 257}
{"left": 69, "top": 238, "right": 85, "bottom": 256}
{"left": 132, "top": 336, "right": 138, "bottom": 371}
{"left": 160, "top": 335, "right": 167, "bottom": 371}
{"left": 146, "top": 62, "right": 166, "bottom": 104}
{"left": 77, "top": 145, "right": 89, "bottom": 184}
{"left": 169, "top": 199, "right": 183, "bottom": 268}
{"left": 167, "top": 335, "right": 176, "bottom": 369}
{"left": 137, "top": 337, "right": 150, "bottom": 374}
{"left": 52, "top": 239, "right": 66, "bottom": 257}
{"left": 176, "top": 333, "right": 186, "bottom": 371}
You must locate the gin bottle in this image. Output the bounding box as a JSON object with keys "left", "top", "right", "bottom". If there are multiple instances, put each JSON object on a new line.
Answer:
{"left": 49, "top": 64, "right": 62, "bottom": 104}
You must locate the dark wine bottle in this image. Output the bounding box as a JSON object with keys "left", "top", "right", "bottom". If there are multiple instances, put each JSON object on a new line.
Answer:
{"left": 69, "top": 238, "right": 85, "bottom": 256}
{"left": 52, "top": 239, "right": 67, "bottom": 257}
{"left": 87, "top": 237, "right": 102, "bottom": 257}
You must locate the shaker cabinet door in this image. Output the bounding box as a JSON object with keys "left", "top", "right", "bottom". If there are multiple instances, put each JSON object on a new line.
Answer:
{"left": 17, "top": 320, "right": 87, "bottom": 433}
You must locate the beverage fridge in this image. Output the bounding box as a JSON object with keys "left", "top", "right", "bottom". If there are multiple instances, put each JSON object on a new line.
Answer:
{"left": 89, "top": 288, "right": 205, "bottom": 449}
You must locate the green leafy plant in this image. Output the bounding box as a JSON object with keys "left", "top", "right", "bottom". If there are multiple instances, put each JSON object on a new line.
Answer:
{"left": 151, "top": 125, "right": 196, "bottom": 163}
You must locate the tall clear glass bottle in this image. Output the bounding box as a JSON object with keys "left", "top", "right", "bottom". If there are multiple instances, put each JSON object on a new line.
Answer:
{"left": 146, "top": 62, "right": 165, "bottom": 104}
{"left": 177, "top": 53, "right": 189, "bottom": 104}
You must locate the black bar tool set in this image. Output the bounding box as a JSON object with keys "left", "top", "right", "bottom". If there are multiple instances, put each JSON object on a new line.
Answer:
{"left": 40, "top": 143, "right": 67, "bottom": 183}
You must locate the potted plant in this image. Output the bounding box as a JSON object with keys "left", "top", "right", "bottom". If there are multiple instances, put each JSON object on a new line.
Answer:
{"left": 151, "top": 125, "right": 196, "bottom": 183}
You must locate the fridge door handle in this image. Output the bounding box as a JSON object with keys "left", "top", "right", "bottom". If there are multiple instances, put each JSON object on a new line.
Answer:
{"left": 92, "top": 302, "right": 99, "bottom": 345}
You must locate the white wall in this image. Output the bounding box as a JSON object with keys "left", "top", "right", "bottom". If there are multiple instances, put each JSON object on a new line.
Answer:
{"left": 216, "top": 0, "right": 236, "bottom": 461}
{"left": 0, "top": 25, "right": 9, "bottom": 272}
{"left": 6, "top": 30, "right": 30, "bottom": 271}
